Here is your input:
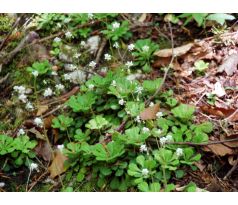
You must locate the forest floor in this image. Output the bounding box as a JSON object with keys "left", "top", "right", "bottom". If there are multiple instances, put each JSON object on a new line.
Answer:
{"left": 1, "top": 13, "right": 238, "bottom": 192}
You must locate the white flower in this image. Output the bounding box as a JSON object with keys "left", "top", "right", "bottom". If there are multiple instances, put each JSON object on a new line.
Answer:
{"left": 141, "top": 168, "right": 149, "bottom": 176}
{"left": 112, "top": 22, "right": 120, "bottom": 30}
{"left": 212, "top": 81, "right": 226, "bottom": 97}
{"left": 111, "top": 80, "right": 117, "bottom": 87}
{"left": 88, "top": 13, "right": 94, "bottom": 19}
{"left": 80, "top": 41, "right": 86, "bottom": 47}
{"left": 63, "top": 18, "right": 71, "bottom": 23}
{"left": 113, "top": 42, "right": 119, "bottom": 48}
{"left": 142, "top": 45, "right": 150, "bottom": 52}
{"left": 55, "top": 84, "right": 65, "bottom": 91}
{"left": 0, "top": 182, "right": 5, "bottom": 188}
{"left": 176, "top": 148, "right": 183, "bottom": 157}
{"left": 155, "top": 129, "right": 162, "bottom": 135}
{"left": 142, "top": 127, "right": 150, "bottom": 133}
{"left": 65, "top": 31, "right": 73, "bottom": 39}
{"left": 51, "top": 71, "right": 58, "bottom": 76}
{"left": 104, "top": 53, "right": 112, "bottom": 61}
{"left": 119, "top": 99, "right": 125, "bottom": 105}
{"left": 160, "top": 134, "right": 173, "bottom": 146}
{"left": 140, "top": 144, "right": 148, "bottom": 153}
{"left": 88, "top": 84, "right": 95, "bottom": 90}
{"left": 128, "top": 44, "right": 135, "bottom": 51}
{"left": 166, "top": 134, "right": 173, "bottom": 142}
{"left": 101, "top": 67, "right": 108, "bottom": 72}
{"left": 64, "top": 73, "right": 71, "bottom": 80}
{"left": 57, "top": 144, "right": 64, "bottom": 152}
{"left": 89, "top": 61, "right": 96, "bottom": 68}
{"left": 135, "top": 116, "right": 141, "bottom": 123}
{"left": 56, "top": 23, "right": 62, "bottom": 28}
{"left": 159, "top": 137, "right": 167, "bottom": 146}
{"left": 18, "top": 94, "right": 28, "bottom": 103}
{"left": 135, "top": 86, "right": 143, "bottom": 94}
{"left": 17, "top": 128, "right": 25, "bottom": 136}
{"left": 29, "top": 163, "right": 39, "bottom": 171}
{"left": 32, "top": 70, "right": 39, "bottom": 77}
{"left": 149, "top": 102, "right": 155, "bottom": 107}
{"left": 43, "top": 88, "right": 53, "bottom": 97}
{"left": 14, "top": 85, "right": 26, "bottom": 94}
{"left": 25, "top": 102, "right": 34, "bottom": 111}
{"left": 34, "top": 117, "right": 43, "bottom": 127}
{"left": 156, "top": 112, "right": 163, "bottom": 118}
{"left": 74, "top": 53, "right": 81, "bottom": 59}
{"left": 125, "top": 61, "right": 133, "bottom": 68}
{"left": 53, "top": 37, "right": 61, "bottom": 43}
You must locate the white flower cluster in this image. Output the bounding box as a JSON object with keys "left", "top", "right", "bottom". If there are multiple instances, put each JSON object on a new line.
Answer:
{"left": 57, "top": 144, "right": 64, "bottom": 152}
{"left": 53, "top": 37, "right": 61, "bottom": 43}
{"left": 17, "top": 128, "right": 25, "bottom": 136}
{"left": 104, "top": 53, "right": 112, "bottom": 61}
{"left": 34, "top": 117, "right": 43, "bottom": 128}
{"left": 142, "top": 45, "right": 150, "bottom": 52}
{"left": 160, "top": 134, "right": 173, "bottom": 146}
{"left": 176, "top": 148, "right": 183, "bottom": 157}
{"left": 13, "top": 85, "right": 29, "bottom": 103}
{"left": 128, "top": 44, "right": 135, "bottom": 51}
{"left": 135, "top": 86, "right": 143, "bottom": 94}
{"left": 89, "top": 61, "right": 96, "bottom": 68}
{"left": 142, "top": 127, "right": 150, "bottom": 133}
{"left": 119, "top": 99, "right": 125, "bottom": 105}
{"left": 156, "top": 112, "right": 163, "bottom": 118}
{"left": 112, "top": 22, "right": 120, "bottom": 31}
{"left": 140, "top": 144, "right": 148, "bottom": 153}
{"left": 113, "top": 42, "right": 119, "bottom": 48}
{"left": 29, "top": 162, "right": 39, "bottom": 172}
{"left": 55, "top": 84, "right": 65, "bottom": 91}
{"left": 125, "top": 61, "right": 133, "bottom": 68}
{"left": 141, "top": 168, "right": 149, "bottom": 176}
{"left": 134, "top": 116, "right": 141, "bottom": 123}
{"left": 65, "top": 31, "right": 73, "bottom": 39}
{"left": 43, "top": 88, "right": 53, "bottom": 97}
{"left": 111, "top": 80, "right": 117, "bottom": 87}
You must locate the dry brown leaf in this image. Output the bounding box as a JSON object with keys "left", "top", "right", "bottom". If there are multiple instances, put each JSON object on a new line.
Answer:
{"left": 44, "top": 115, "right": 55, "bottom": 129}
{"left": 200, "top": 105, "right": 235, "bottom": 118}
{"left": 218, "top": 53, "right": 238, "bottom": 76}
{"left": 140, "top": 104, "right": 160, "bottom": 120}
{"left": 220, "top": 134, "right": 238, "bottom": 148}
{"left": 34, "top": 140, "right": 52, "bottom": 162}
{"left": 154, "top": 43, "right": 194, "bottom": 58}
{"left": 138, "top": 13, "right": 147, "bottom": 22}
{"left": 204, "top": 144, "right": 233, "bottom": 156}
{"left": 36, "top": 105, "right": 49, "bottom": 116}
{"left": 49, "top": 150, "right": 68, "bottom": 178}
{"left": 28, "top": 127, "right": 45, "bottom": 140}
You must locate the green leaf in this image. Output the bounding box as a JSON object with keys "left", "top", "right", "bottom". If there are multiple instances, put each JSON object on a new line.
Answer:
{"left": 85, "top": 115, "right": 109, "bottom": 130}
{"left": 52, "top": 115, "right": 74, "bottom": 131}
{"left": 195, "top": 121, "right": 213, "bottom": 133}
{"left": 171, "top": 104, "right": 195, "bottom": 122}
{"left": 164, "top": 183, "right": 175, "bottom": 192}
{"left": 13, "top": 136, "right": 37, "bottom": 154}
{"left": 100, "top": 167, "right": 112, "bottom": 176}
{"left": 91, "top": 141, "right": 125, "bottom": 161}
{"left": 27, "top": 60, "right": 51, "bottom": 75}
{"left": 175, "top": 169, "right": 185, "bottom": 179}
{"left": 0, "top": 135, "right": 15, "bottom": 155}
{"left": 206, "top": 13, "right": 235, "bottom": 25}
{"left": 194, "top": 60, "right": 209, "bottom": 72}
{"left": 66, "top": 91, "right": 97, "bottom": 112}
{"left": 125, "top": 102, "right": 145, "bottom": 117}
{"left": 143, "top": 78, "right": 162, "bottom": 93}
{"left": 138, "top": 182, "right": 149, "bottom": 192}
{"left": 154, "top": 149, "right": 179, "bottom": 170}
{"left": 120, "top": 127, "right": 150, "bottom": 145}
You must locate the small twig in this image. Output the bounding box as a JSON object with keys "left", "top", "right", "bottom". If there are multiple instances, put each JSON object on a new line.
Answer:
{"left": 28, "top": 171, "right": 48, "bottom": 192}
{"left": 95, "top": 38, "right": 107, "bottom": 65}
{"left": 149, "top": 137, "right": 238, "bottom": 146}
{"left": 0, "top": 14, "right": 23, "bottom": 51}
{"left": 145, "top": 22, "right": 175, "bottom": 106}
{"left": 42, "top": 105, "right": 64, "bottom": 118}
{"left": 223, "top": 155, "right": 238, "bottom": 180}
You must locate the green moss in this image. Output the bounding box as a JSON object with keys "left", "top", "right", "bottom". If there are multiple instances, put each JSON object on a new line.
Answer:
{"left": 0, "top": 15, "right": 13, "bottom": 34}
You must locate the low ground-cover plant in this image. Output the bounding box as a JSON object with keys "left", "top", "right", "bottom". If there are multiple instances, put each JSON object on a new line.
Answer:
{"left": 52, "top": 70, "right": 213, "bottom": 191}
